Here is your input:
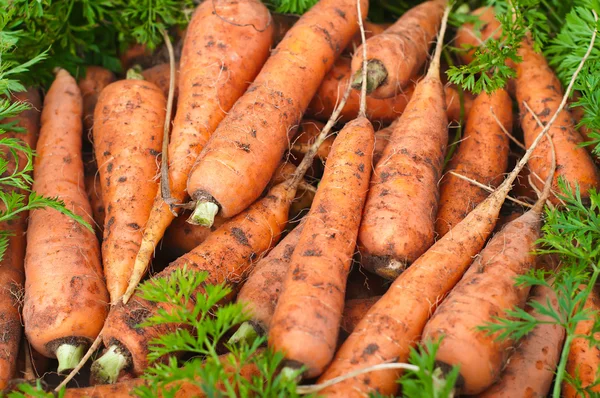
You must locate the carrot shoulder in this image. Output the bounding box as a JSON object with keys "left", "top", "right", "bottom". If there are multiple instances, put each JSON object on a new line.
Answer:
{"left": 23, "top": 70, "right": 109, "bottom": 372}
{"left": 93, "top": 78, "right": 166, "bottom": 303}
{"left": 0, "top": 88, "right": 41, "bottom": 389}
{"left": 186, "top": 0, "right": 367, "bottom": 225}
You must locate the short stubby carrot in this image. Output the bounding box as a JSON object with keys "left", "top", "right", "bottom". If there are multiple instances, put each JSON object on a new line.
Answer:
{"left": 23, "top": 70, "right": 109, "bottom": 373}
{"left": 454, "top": 7, "right": 501, "bottom": 65}
{"left": 563, "top": 287, "right": 600, "bottom": 398}
{"left": 186, "top": 0, "right": 368, "bottom": 226}
{"left": 93, "top": 79, "right": 166, "bottom": 303}
{"left": 357, "top": 40, "right": 449, "bottom": 280}
{"left": 306, "top": 57, "right": 414, "bottom": 123}
{"left": 435, "top": 89, "right": 512, "bottom": 237}
{"left": 125, "top": 0, "right": 274, "bottom": 303}
{"left": 341, "top": 296, "right": 380, "bottom": 334}
{"left": 78, "top": 66, "right": 116, "bottom": 138}
{"left": 350, "top": 0, "right": 446, "bottom": 99}
{"left": 516, "top": 38, "right": 600, "bottom": 203}
{"left": 479, "top": 284, "right": 565, "bottom": 398}
{"left": 268, "top": 117, "right": 374, "bottom": 378}
{"left": 0, "top": 88, "right": 41, "bottom": 389}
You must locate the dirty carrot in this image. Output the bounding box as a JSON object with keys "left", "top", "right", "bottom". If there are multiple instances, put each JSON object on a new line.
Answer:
{"left": 357, "top": 4, "right": 450, "bottom": 280}
{"left": 23, "top": 69, "right": 109, "bottom": 373}
{"left": 341, "top": 296, "right": 380, "bottom": 334}
{"left": 350, "top": 0, "right": 446, "bottom": 99}
{"left": 479, "top": 284, "right": 565, "bottom": 398}
{"left": 185, "top": 0, "right": 367, "bottom": 227}
{"left": 0, "top": 88, "right": 41, "bottom": 389}
{"left": 435, "top": 88, "right": 512, "bottom": 237}
{"left": 123, "top": 0, "right": 274, "bottom": 304}
{"left": 516, "top": 37, "right": 600, "bottom": 204}
{"left": 78, "top": 66, "right": 116, "bottom": 138}
{"left": 93, "top": 75, "right": 165, "bottom": 303}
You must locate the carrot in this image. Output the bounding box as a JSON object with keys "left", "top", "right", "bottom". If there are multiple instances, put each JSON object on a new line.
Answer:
{"left": 93, "top": 76, "right": 166, "bottom": 303}
{"left": 161, "top": 212, "right": 226, "bottom": 259}
{"left": 350, "top": 0, "right": 446, "bottom": 99}
{"left": 421, "top": 151, "right": 554, "bottom": 394}
{"left": 141, "top": 63, "right": 180, "bottom": 101}
{"left": 185, "top": 0, "right": 368, "bottom": 227}
{"left": 563, "top": 287, "right": 600, "bottom": 397}
{"left": 356, "top": 4, "right": 450, "bottom": 280}
{"left": 454, "top": 7, "right": 501, "bottom": 65}
{"left": 341, "top": 296, "right": 380, "bottom": 334}
{"left": 84, "top": 173, "right": 105, "bottom": 237}
{"left": 435, "top": 89, "right": 512, "bottom": 237}
{"left": 291, "top": 120, "right": 331, "bottom": 160}
{"left": 479, "top": 284, "right": 565, "bottom": 398}
{"left": 272, "top": 13, "right": 300, "bottom": 44}
{"left": 119, "top": 44, "right": 152, "bottom": 70}
{"left": 516, "top": 37, "right": 600, "bottom": 203}
{"left": 23, "top": 70, "right": 109, "bottom": 373}
{"left": 78, "top": 66, "right": 116, "bottom": 138}
{"left": 315, "top": 28, "right": 565, "bottom": 398}
{"left": 347, "top": 22, "right": 390, "bottom": 53}
{"left": 123, "top": 0, "right": 274, "bottom": 303}
{"left": 0, "top": 88, "right": 41, "bottom": 389}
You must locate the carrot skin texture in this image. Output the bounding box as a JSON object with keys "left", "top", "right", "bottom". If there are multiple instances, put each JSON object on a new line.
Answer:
{"left": 186, "top": 0, "right": 368, "bottom": 219}
{"left": 23, "top": 70, "right": 109, "bottom": 358}
{"left": 479, "top": 285, "right": 565, "bottom": 398}
{"left": 563, "top": 288, "right": 600, "bottom": 397}
{"left": 93, "top": 79, "right": 166, "bottom": 302}
{"left": 101, "top": 182, "right": 293, "bottom": 375}
{"left": 516, "top": 39, "right": 600, "bottom": 203}
{"left": 341, "top": 296, "right": 380, "bottom": 334}
{"left": 0, "top": 89, "right": 41, "bottom": 389}
{"left": 85, "top": 173, "right": 106, "bottom": 237}
{"left": 350, "top": 0, "right": 446, "bottom": 99}
{"left": 133, "top": 0, "right": 274, "bottom": 292}
{"left": 358, "top": 74, "right": 448, "bottom": 280}
{"left": 269, "top": 117, "right": 374, "bottom": 378}
{"left": 141, "top": 63, "right": 180, "bottom": 100}
{"left": 423, "top": 208, "right": 542, "bottom": 395}
{"left": 435, "top": 89, "right": 512, "bottom": 237}
{"left": 78, "top": 66, "right": 116, "bottom": 136}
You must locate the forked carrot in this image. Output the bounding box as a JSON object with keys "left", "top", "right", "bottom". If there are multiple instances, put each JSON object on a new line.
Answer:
{"left": 23, "top": 70, "right": 109, "bottom": 373}
{"left": 123, "top": 0, "right": 274, "bottom": 303}
{"left": 0, "top": 88, "right": 41, "bottom": 389}
{"left": 186, "top": 0, "right": 368, "bottom": 227}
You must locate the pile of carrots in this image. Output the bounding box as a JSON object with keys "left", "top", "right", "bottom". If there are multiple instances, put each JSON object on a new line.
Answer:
{"left": 1, "top": 0, "right": 599, "bottom": 396}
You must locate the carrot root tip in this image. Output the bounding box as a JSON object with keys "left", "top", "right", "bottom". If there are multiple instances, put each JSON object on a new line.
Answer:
{"left": 126, "top": 65, "right": 145, "bottom": 80}
{"left": 56, "top": 343, "right": 86, "bottom": 374}
{"left": 90, "top": 345, "right": 130, "bottom": 385}
{"left": 228, "top": 321, "right": 261, "bottom": 346}
{"left": 351, "top": 59, "right": 387, "bottom": 94}
{"left": 187, "top": 201, "right": 219, "bottom": 227}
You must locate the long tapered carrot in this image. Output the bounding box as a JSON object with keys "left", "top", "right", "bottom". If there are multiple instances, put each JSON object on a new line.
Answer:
{"left": 516, "top": 37, "right": 600, "bottom": 203}
{"left": 421, "top": 150, "right": 554, "bottom": 395}
{"left": 350, "top": 0, "right": 446, "bottom": 99}
{"left": 23, "top": 69, "right": 109, "bottom": 373}
{"left": 479, "top": 284, "right": 565, "bottom": 398}
{"left": 0, "top": 89, "right": 41, "bottom": 389}
{"left": 123, "top": 0, "right": 274, "bottom": 304}
{"left": 356, "top": 4, "right": 450, "bottom": 280}
{"left": 78, "top": 66, "right": 116, "bottom": 138}
{"left": 435, "top": 89, "right": 512, "bottom": 237}
{"left": 563, "top": 287, "right": 600, "bottom": 397}
{"left": 185, "top": 0, "right": 368, "bottom": 227}
{"left": 93, "top": 77, "right": 166, "bottom": 303}
{"left": 315, "top": 28, "right": 578, "bottom": 396}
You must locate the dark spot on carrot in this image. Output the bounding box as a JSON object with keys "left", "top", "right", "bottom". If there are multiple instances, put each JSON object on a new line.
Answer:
{"left": 235, "top": 141, "right": 251, "bottom": 152}
{"left": 334, "top": 8, "right": 346, "bottom": 18}
{"left": 149, "top": 149, "right": 160, "bottom": 156}
{"left": 538, "top": 108, "right": 551, "bottom": 117}
{"left": 292, "top": 265, "right": 306, "bottom": 281}
{"left": 221, "top": 65, "right": 228, "bottom": 72}
{"left": 303, "top": 249, "right": 322, "bottom": 257}
{"left": 358, "top": 163, "right": 365, "bottom": 172}
{"left": 118, "top": 176, "right": 127, "bottom": 183}
{"left": 106, "top": 217, "right": 115, "bottom": 229}
{"left": 63, "top": 155, "right": 72, "bottom": 164}
{"left": 250, "top": 129, "right": 257, "bottom": 138}
{"left": 127, "top": 223, "right": 140, "bottom": 230}
{"left": 363, "top": 343, "right": 379, "bottom": 355}
{"left": 107, "top": 163, "right": 113, "bottom": 172}
{"left": 218, "top": 43, "right": 227, "bottom": 49}
{"left": 355, "top": 149, "right": 364, "bottom": 157}
{"left": 231, "top": 227, "right": 250, "bottom": 247}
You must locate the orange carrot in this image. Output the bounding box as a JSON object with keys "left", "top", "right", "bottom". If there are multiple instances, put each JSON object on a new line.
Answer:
{"left": 516, "top": 38, "right": 600, "bottom": 203}
{"left": 444, "top": 85, "right": 474, "bottom": 124}
{"left": 84, "top": 173, "right": 105, "bottom": 237}
{"left": 78, "top": 66, "right": 116, "bottom": 137}
{"left": 454, "top": 7, "right": 501, "bottom": 65}
{"left": 347, "top": 22, "right": 390, "bottom": 53}
{"left": 141, "top": 63, "right": 180, "bottom": 100}
{"left": 23, "top": 70, "right": 109, "bottom": 373}
{"left": 563, "top": 287, "right": 600, "bottom": 397}
{"left": 357, "top": 5, "right": 449, "bottom": 280}
{"left": 341, "top": 296, "right": 380, "bottom": 334}
{"left": 124, "top": 0, "right": 274, "bottom": 303}
{"left": 269, "top": 116, "right": 374, "bottom": 378}
{"left": 93, "top": 77, "right": 166, "bottom": 303}
{"left": 435, "top": 89, "right": 512, "bottom": 237}
{"left": 186, "top": 0, "right": 368, "bottom": 227}
{"left": 350, "top": 0, "right": 446, "bottom": 99}
{"left": 479, "top": 284, "right": 565, "bottom": 398}
{"left": 120, "top": 44, "right": 152, "bottom": 70}
{"left": 0, "top": 89, "right": 41, "bottom": 389}
{"left": 161, "top": 212, "right": 226, "bottom": 259}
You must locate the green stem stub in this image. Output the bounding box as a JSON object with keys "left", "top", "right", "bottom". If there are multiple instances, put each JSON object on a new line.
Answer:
{"left": 351, "top": 59, "right": 388, "bottom": 94}
{"left": 90, "top": 345, "right": 130, "bottom": 385}
{"left": 56, "top": 343, "right": 86, "bottom": 374}
{"left": 187, "top": 201, "right": 219, "bottom": 227}
{"left": 126, "top": 65, "right": 144, "bottom": 80}
{"left": 228, "top": 321, "right": 260, "bottom": 346}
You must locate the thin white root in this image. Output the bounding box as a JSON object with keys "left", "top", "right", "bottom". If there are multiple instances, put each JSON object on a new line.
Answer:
{"left": 490, "top": 106, "right": 526, "bottom": 150}
{"left": 449, "top": 171, "right": 533, "bottom": 208}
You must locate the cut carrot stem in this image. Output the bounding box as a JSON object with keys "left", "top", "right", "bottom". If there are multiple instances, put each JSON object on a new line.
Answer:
{"left": 188, "top": 202, "right": 219, "bottom": 227}
{"left": 90, "top": 345, "right": 129, "bottom": 385}
{"left": 56, "top": 344, "right": 86, "bottom": 374}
